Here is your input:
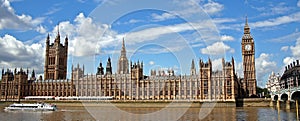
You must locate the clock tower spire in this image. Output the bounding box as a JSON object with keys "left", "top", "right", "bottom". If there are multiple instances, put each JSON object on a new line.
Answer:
{"left": 241, "top": 16, "right": 257, "bottom": 97}
{"left": 244, "top": 16, "right": 250, "bottom": 34}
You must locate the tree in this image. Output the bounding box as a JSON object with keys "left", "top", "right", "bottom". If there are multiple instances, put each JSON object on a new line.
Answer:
{"left": 257, "top": 86, "right": 270, "bottom": 98}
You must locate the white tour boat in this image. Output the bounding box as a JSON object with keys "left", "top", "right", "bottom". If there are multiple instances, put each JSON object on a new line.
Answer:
{"left": 4, "top": 103, "right": 57, "bottom": 111}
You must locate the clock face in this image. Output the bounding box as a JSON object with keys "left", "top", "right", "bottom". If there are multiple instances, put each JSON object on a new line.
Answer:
{"left": 245, "top": 44, "right": 252, "bottom": 51}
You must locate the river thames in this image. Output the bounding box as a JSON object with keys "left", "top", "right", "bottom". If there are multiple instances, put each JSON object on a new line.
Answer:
{"left": 0, "top": 103, "right": 299, "bottom": 121}
{"left": 0, "top": 105, "right": 297, "bottom": 121}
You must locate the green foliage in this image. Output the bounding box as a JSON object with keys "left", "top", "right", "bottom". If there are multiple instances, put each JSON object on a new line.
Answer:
{"left": 257, "top": 86, "right": 270, "bottom": 98}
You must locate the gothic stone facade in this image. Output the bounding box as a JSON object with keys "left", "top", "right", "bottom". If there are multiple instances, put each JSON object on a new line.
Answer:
{"left": 0, "top": 22, "right": 250, "bottom": 101}
{"left": 0, "top": 31, "right": 73, "bottom": 101}
{"left": 279, "top": 60, "right": 300, "bottom": 90}
{"left": 266, "top": 72, "right": 281, "bottom": 94}
{"left": 0, "top": 69, "right": 29, "bottom": 101}
{"left": 72, "top": 39, "right": 239, "bottom": 101}
{"left": 72, "top": 58, "right": 239, "bottom": 101}
{"left": 0, "top": 69, "right": 74, "bottom": 101}
{"left": 44, "top": 30, "right": 68, "bottom": 80}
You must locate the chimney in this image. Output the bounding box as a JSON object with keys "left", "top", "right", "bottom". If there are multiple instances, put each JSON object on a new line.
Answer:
{"left": 297, "top": 60, "right": 299, "bottom": 66}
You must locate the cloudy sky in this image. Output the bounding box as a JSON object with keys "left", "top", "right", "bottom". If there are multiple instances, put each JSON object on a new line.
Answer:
{"left": 1, "top": 0, "right": 300, "bottom": 87}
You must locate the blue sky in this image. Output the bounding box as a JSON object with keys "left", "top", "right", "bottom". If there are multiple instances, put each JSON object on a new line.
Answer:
{"left": 1, "top": 0, "right": 300, "bottom": 87}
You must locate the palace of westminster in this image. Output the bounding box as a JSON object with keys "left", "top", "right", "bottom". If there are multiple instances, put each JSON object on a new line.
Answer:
{"left": 0, "top": 19, "right": 257, "bottom": 101}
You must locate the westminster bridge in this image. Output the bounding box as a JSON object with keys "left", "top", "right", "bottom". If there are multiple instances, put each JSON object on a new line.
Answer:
{"left": 267, "top": 60, "right": 300, "bottom": 109}
{"left": 271, "top": 87, "right": 300, "bottom": 102}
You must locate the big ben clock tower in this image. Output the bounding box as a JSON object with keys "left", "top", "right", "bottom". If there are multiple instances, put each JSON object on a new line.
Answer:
{"left": 241, "top": 17, "right": 257, "bottom": 97}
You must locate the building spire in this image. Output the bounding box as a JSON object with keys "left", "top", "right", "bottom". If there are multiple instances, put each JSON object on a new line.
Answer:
{"left": 191, "top": 59, "right": 195, "bottom": 70}
{"left": 46, "top": 33, "right": 50, "bottom": 45}
{"left": 106, "top": 57, "right": 112, "bottom": 75}
{"left": 65, "top": 34, "right": 68, "bottom": 45}
{"left": 191, "top": 59, "right": 196, "bottom": 75}
{"left": 244, "top": 16, "right": 250, "bottom": 34}
{"left": 245, "top": 16, "right": 249, "bottom": 27}
{"left": 31, "top": 69, "right": 35, "bottom": 78}
{"left": 57, "top": 24, "right": 60, "bottom": 36}
{"left": 117, "top": 38, "right": 129, "bottom": 74}
{"left": 55, "top": 24, "right": 60, "bottom": 43}
{"left": 120, "top": 38, "right": 127, "bottom": 58}
{"left": 47, "top": 33, "right": 50, "bottom": 40}
{"left": 121, "top": 38, "right": 126, "bottom": 55}
{"left": 122, "top": 37, "right": 125, "bottom": 46}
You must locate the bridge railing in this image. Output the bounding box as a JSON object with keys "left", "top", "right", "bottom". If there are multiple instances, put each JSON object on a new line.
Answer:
{"left": 272, "top": 86, "right": 300, "bottom": 95}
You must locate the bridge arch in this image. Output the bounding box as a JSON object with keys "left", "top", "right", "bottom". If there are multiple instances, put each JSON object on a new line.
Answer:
{"left": 273, "top": 95, "right": 279, "bottom": 101}
{"left": 291, "top": 91, "right": 300, "bottom": 101}
{"left": 281, "top": 93, "right": 288, "bottom": 101}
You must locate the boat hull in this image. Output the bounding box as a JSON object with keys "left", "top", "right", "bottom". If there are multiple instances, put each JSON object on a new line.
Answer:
{"left": 4, "top": 103, "right": 57, "bottom": 111}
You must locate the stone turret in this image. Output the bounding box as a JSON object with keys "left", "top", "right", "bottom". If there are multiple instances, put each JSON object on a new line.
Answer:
{"left": 97, "top": 61, "right": 104, "bottom": 75}
{"left": 191, "top": 59, "right": 196, "bottom": 75}
{"left": 106, "top": 57, "right": 112, "bottom": 75}
{"left": 131, "top": 61, "right": 143, "bottom": 80}
{"left": 44, "top": 25, "right": 68, "bottom": 80}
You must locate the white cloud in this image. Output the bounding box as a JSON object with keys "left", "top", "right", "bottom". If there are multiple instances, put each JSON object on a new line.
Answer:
{"left": 255, "top": 53, "right": 277, "bottom": 86}
{"left": 126, "top": 22, "right": 202, "bottom": 43}
{"left": 200, "top": 42, "right": 234, "bottom": 55}
{"left": 220, "top": 35, "right": 234, "bottom": 41}
{"left": 269, "top": 31, "right": 300, "bottom": 43}
{"left": 116, "top": 19, "right": 143, "bottom": 25}
{"left": 280, "top": 46, "right": 289, "bottom": 51}
{"left": 269, "top": 4, "right": 291, "bottom": 15}
{"left": 191, "top": 43, "right": 203, "bottom": 47}
{"left": 283, "top": 57, "right": 295, "bottom": 66}
{"left": 36, "top": 25, "right": 47, "bottom": 34}
{"left": 44, "top": 12, "right": 220, "bottom": 58}
{"left": 125, "top": 21, "right": 220, "bottom": 45}
{"left": 202, "top": 0, "right": 224, "bottom": 15}
{"left": 40, "top": 13, "right": 213, "bottom": 59}
{"left": 149, "top": 61, "right": 155, "bottom": 65}
{"left": 212, "top": 18, "right": 236, "bottom": 24}
{"left": 45, "top": 6, "right": 61, "bottom": 16}
{"left": 135, "top": 44, "right": 185, "bottom": 54}
{"left": 0, "top": 34, "right": 44, "bottom": 73}
{"left": 211, "top": 58, "right": 222, "bottom": 71}
{"left": 151, "top": 13, "right": 176, "bottom": 22}
{"left": 280, "top": 37, "right": 300, "bottom": 74}
{"left": 148, "top": 0, "right": 224, "bottom": 22}
{"left": 297, "top": 0, "right": 300, "bottom": 7}
{"left": 0, "top": 0, "right": 45, "bottom": 32}
{"left": 128, "top": 19, "right": 142, "bottom": 24}
{"left": 255, "top": 2, "right": 292, "bottom": 16}
{"left": 50, "top": 13, "right": 119, "bottom": 57}
{"left": 290, "top": 37, "right": 300, "bottom": 58}
{"left": 251, "top": 12, "right": 300, "bottom": 28}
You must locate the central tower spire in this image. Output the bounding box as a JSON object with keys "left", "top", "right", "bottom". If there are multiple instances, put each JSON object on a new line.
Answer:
{"left": 121, "top": 38, "right": 126, "bottom": 56}
{"left": 117, "top": 38, "right": 129, "bottom": 74}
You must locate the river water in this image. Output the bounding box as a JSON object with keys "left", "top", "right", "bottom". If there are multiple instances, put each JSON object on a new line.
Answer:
{"left": 0, "top": 103, "right": 299, "bottom": 121}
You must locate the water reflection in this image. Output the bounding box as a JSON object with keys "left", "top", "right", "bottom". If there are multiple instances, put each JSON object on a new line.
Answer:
{"left": 0, "top": 104, "right": 299, "bottom": 121}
